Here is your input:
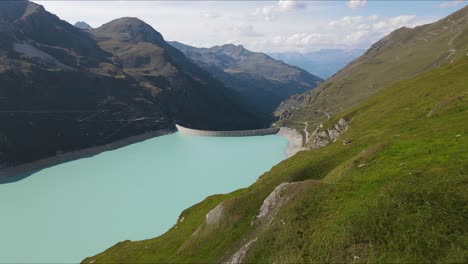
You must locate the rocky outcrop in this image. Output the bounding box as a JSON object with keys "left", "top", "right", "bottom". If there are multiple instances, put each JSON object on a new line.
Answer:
{"left": 255, "top": 182, "right": 292, "bottom": 223}
{"left": 223, "top": 238, "right": 258, "bottom": 264}
{"left": 308, "top": 118, "right": 350, "bottom": 149}
{"left": 206, "top": 202, "right": 225, "bottom": 226}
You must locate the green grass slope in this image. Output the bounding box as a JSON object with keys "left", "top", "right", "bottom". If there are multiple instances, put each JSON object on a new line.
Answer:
{"left": 84, "top": 57, "right": 468, "bottom": 263}
{"left": 276, "top": 6, "right": 468, "bottom": 132}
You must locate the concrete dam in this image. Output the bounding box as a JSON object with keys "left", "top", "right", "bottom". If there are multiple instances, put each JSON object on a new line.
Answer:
{"left": 175, "top": 124, "right": 280, "bottom": 137}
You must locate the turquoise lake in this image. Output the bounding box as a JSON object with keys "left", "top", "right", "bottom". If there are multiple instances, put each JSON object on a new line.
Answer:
{"left": 0, "top": 132, "right": 287, "bottom": 263}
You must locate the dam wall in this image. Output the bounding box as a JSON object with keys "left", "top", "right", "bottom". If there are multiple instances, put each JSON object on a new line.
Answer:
{"left": 176, "top": 124, "right": 279, "bottom": 137}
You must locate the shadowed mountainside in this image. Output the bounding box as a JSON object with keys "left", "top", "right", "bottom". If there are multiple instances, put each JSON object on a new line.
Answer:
{"left": 170, "top": 41, "right": 322, "bottom": 118}
{"left": 0, "top": 1, "right": 261, "bottom": 169}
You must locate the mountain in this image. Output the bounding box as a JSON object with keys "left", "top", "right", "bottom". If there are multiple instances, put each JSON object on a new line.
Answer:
{"left": 84, "top": 49, "right": 468, "bottom": 264}
{"left": 84, "top": 7, "right": 468, "bottom": 262}
{"left": 275, "top": 6, "right": 468, "bottom": 133}
{"left": 269, "top": 49, "right": 365, "bottom": 79}
{"left": 74, "top": 21, "right": 92, "bottom": 30}
{"left": 0, "top": 1, "right": 261, "bottom": 169}
{"left": 169, "top": 41, "right": 322, "bottom": 118}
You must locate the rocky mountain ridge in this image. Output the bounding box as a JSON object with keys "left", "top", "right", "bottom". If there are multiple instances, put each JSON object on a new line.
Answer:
{"left": 0, "top": 1, "right": 261, "bottom": 169}
{"left": 170, "top": 41, "right": 322, "bottom": 119}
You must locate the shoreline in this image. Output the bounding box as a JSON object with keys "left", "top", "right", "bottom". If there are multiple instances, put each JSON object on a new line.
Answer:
{"left": 0, "top": 126, "right": 306, "bottom": 180}
{"left": 0, "top": 128, "right": 175, "bottom": 179}
{"left": 277, "top": 127, "right": 308, "bottom": 157}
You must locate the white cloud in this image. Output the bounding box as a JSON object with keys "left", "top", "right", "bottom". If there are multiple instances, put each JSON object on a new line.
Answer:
{"left": 368, "top": 15, "right": 379, "bottom": 21}
{"left": 201, "top": 11, "right": 221, "bottom": 19}
{"left": 230, "top": 24, "right": 263, "bottom": 37}
{"left": 328, "top": 14, "right": 419, "bottom": 35}
{"left": 252, "top": 33, "right": 334, "bottom": 52}
{"left": 254, "top": 0, "right": 308, "bottom": 21}
{"left": 35, "top": 0, "right": 442, "bottom": 53}
{"left": 344, "top": 30, "right": 370, "bottom": 43}
{"left": 278, "top": 0, "right": 307, "bottom": 11}
{"left": 438, "top": 0, "right": 465, "bottom": 8}
{"left": 283, "top": 33, "right": 325, "bottom": 46}
{"left": 328, "top": 16, "right": 364, "bottom": 28}
{"left": 255, "top": 14, "right": 427, "bottom": 52}
{"left": 347, "top": 0, "right": 367, "bottom": 9}
{"left": 372, "top": 15, "right": 417, "bottom": 33}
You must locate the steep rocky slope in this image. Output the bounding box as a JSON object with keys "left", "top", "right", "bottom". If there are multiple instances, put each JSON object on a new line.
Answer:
{"left": 275, "top": 6, "right": 468, "bottom": 133}
{"left": 170, "top": 42, "right": 322, "bottom": 118}
{"left": 0, "top": 1, "right": 261, "bottom": 169}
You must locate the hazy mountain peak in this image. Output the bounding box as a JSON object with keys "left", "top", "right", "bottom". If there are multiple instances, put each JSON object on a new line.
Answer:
{"left": 222, "top": 43, "right": 245, "bottom": 49}
{"left": 74, "top": 21, "right": 92, "bottom": 30}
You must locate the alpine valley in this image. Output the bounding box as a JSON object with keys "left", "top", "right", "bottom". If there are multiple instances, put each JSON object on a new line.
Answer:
{"left": 0, "top": 1, "right": 467, "bottom": 264}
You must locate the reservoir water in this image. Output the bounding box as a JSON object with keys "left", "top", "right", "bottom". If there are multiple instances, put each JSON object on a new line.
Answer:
{"left": 0, "top": 132, "right": 287, "bottom": 263}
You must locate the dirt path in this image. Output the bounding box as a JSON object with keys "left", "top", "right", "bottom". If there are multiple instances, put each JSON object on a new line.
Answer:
{"left": 303, "top": 122, "right": 310, "bottom": 143}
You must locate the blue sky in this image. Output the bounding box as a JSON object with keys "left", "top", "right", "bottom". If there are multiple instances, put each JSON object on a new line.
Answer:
{"left": 35, "top": 0, "right": 467, "bottom": 52}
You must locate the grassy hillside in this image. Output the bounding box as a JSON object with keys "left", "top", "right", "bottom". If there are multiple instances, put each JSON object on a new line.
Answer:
{"left": 276, "top": 6, "right": 468, "bottom": 133}
{"left": 84, "top": 55, "right": 468, "bottom": 263}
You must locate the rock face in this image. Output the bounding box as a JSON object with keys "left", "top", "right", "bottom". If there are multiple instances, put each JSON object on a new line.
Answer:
{"left": 224, "top": 238, "right": 258, "bottom": 264}
{"left": 309, "top": 118, "right": 350, "bottom": 149}
{"left": 255, "top": 182, "right": 292, "bottom": 222}
{"left": 205, "top": 202, "right": 224, "bottom": 226}
{"left": 0, "top": 1, "right": 262, "bottom": 169}
{"left": 170, "top": 41, "right": 322, "bottom": 119}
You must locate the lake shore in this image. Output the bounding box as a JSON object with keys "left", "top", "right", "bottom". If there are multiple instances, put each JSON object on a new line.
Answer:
{"left": 0, "top": 126, "right": 305, "bottom": 179}
{"left": 0, "top": 129, "right": 175, "bottom": 179}
{"left": 277, "top": 127, "right": 308, "bottom": 157}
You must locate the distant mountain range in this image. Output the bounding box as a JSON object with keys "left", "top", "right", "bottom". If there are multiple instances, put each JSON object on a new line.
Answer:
{"left": 0, "top": 1, "right": 262, "bottom": 168}
{"left": 269, "top": 49, "right": 364, "bottom": 79}
{"left": 169, "top": 41, "right": 322, "bottom": 117}
{"left": 276, "top": 5, "right": 468, "bottom": 132}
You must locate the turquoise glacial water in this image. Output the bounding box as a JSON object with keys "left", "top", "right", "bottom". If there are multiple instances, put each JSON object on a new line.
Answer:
{"left": 0, "top": 132, "right": 287, "bottom": 263}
